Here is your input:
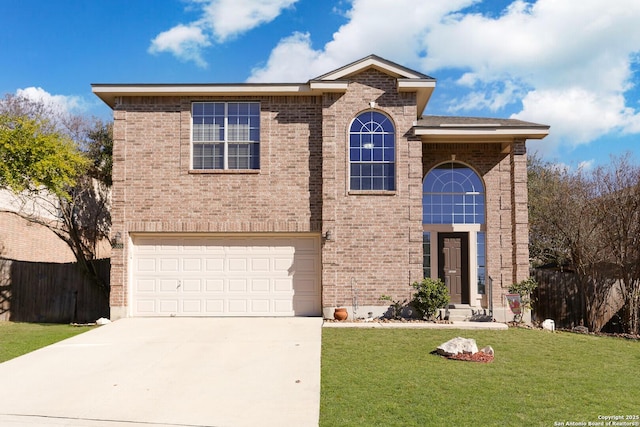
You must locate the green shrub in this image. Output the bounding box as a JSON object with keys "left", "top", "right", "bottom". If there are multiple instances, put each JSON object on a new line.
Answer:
{"left": 410, "top": 278, "right": 450, "bottom": 320}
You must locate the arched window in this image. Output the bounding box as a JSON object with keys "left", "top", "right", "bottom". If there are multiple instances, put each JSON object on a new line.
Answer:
{"left": 423, "top": 162, "right": 485, "bottom": 224}
{"left": 349, "top": 111, "right": 395, "bottom": 190}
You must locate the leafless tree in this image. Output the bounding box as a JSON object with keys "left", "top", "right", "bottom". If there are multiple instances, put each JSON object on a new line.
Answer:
{"left": 529, "top": 154, "right": 640, "bottom": 333}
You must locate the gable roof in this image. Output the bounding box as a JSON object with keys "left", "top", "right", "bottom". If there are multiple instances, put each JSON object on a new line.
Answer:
{"left": 313, "top": 54, "right": 434, "bottom": 81}
{"left": 92, "top": 55, "right": 436, "bottom": 116}
{"left": 310, "top": 55, "right": 436, "bottom": 114}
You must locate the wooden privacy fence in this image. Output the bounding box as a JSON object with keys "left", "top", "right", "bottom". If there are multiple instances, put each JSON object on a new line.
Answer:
{"left": 532, "top": 268, "right": 624, "bottom": 331}
{"left": 532, "top": 268, "right": 586, "bottom": 329}
{"left": 0, "top": 258, "right": 109, "bottom": 323}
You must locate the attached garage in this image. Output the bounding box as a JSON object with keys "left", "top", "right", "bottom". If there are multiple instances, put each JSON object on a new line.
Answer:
{"left": 130, "top": 234, "right": 321, "bottom": 317}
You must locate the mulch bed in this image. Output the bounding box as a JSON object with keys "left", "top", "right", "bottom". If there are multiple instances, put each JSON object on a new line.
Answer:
{"left": 430, "top": 349, "right": 494, "bottom": 363}
{"left": 445, "top": 350, "right": 494, "bottom": 363}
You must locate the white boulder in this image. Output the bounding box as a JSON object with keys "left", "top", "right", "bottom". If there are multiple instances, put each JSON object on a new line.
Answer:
{"left": 437, "top": 337, "right": 478, "bottom": 356}
{"left": 96, "top": 317, "right": 111, "bottom": 325}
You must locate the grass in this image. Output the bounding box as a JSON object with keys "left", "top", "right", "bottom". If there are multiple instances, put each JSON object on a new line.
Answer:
{"left": 0, "top": 322, "right": 94, "bottom": 363}
{"left": 320, "top": 327, "right": 640, "bottom": 426}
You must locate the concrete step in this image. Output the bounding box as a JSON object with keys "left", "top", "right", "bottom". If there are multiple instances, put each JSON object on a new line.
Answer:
{"left": 440, "top": 306, "right": 492, "bottom": 322}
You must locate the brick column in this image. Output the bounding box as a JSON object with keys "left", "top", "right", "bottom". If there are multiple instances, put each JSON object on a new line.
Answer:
{"left": 511, "top": 140, "right": 529, "bottom": 284}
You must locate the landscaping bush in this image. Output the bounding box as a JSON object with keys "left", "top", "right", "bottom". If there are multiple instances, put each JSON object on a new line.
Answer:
{"left": 410, "top": 278, "right": 450, "bottom": 319}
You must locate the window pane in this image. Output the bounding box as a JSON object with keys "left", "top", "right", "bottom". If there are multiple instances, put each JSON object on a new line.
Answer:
{"left": 192, "top": 102, "right": 259, "bottom": 170}
{"left": 423, "top": 232, "right": 431, "bottom": 279}
{"left": 349, "top": 111, "right": 395, "bottom": 191}
{"left": 423, "top": 162, "right": 485, "bottom": 225}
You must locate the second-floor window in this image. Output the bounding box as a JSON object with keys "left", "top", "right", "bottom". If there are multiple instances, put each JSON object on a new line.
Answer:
{"left": 349, "top": 111, "right": 395, "bottom": 191}
{"left": 192, "top": 102, "right": 260, "bottom": 170}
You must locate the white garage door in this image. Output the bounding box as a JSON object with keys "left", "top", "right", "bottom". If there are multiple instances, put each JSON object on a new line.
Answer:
{"left": 130, "top": 234, "right": 321, "bottom": 317}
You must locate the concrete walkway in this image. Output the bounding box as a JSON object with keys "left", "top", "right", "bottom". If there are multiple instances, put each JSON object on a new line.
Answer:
{"left": 0, "top": 317, "right": 322, "bottom": 427}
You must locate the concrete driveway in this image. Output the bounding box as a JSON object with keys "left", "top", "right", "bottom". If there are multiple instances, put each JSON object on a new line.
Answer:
{"left": 0, "top": 317, "right": 322, "bottom": 427}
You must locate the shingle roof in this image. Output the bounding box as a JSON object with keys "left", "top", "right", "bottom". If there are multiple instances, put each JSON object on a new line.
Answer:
{"left": 417, "top": 115, "right": 549, "bottom": 129}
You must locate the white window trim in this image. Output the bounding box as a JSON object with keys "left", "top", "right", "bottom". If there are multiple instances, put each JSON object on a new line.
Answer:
{"left": 191, "top": 101, "right": 260, "bottom": 171}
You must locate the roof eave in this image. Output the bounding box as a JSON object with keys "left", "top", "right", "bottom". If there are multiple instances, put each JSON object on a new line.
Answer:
{"left": 91, "top": 83, "right": 317, "bottom": 109}
{"left": 415, "top": 128, "right": 550, "bottom": 141}
{"left": 397, "top": 79, "right": 436, "bottom": 116}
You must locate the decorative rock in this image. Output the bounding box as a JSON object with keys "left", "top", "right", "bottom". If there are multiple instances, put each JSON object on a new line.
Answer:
{"left": 480, "top": 346, "right": 494, "bottom": 357}
{"left": 573, "top": 325, "right": 589, "bottom": 334}
{"left": 437, "top": 337, "right": 478, "bottom": 357}
{"left": 542, "top": 319, "right": 555, "bottom": 331}
{"left": 96, "top": 317, "right": 111, "bottom": 325}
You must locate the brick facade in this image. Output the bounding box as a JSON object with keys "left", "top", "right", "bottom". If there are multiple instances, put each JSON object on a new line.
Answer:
{"left": 321, "top": 70, "right": 423, "bottom": 312}
{"left": 98, "top": 55, "right": 547, "bottom": 320}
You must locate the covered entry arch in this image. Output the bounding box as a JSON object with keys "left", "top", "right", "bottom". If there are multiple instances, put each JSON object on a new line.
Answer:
{"left": 422, "top": 161, "right": 486, "bottom": 307}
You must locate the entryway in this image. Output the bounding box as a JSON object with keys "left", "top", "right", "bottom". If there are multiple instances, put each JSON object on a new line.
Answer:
{"left": 438, "top": 232, "right": 470, "bottom": 304}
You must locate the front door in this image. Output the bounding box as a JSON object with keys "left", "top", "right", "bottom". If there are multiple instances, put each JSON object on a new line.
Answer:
{"left": 438, "top": 233, "right": 469, "bottom": 305}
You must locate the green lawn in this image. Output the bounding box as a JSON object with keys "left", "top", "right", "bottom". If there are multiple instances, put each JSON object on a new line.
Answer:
{"left": 0, "top": 322, "right": 94, "bottom": 363}
{"left": 320, "top": 328, "right": 640, "bottom": 427}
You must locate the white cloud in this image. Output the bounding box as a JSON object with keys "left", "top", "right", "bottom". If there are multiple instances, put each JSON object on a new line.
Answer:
{"left": 248, "top": 0, "right": 640, "bottom": 157}
{"left": 149, "top": 0, "right": 298, "bottom": 66}
{"left": 248, "top": 0, "right": 476, "bottom": 81}
{"left": 148, "top": 24, "right": 211, "bottom": 68}
{"left": 201, "top": 0, "right": 298, "bottom": 42}
{"left": 16, "top": 87, "right": 82, "bottom": 115}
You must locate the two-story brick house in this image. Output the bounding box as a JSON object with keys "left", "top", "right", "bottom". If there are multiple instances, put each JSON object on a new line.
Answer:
{"left": 93, "top": 55, "right": 548, "bottom": 321}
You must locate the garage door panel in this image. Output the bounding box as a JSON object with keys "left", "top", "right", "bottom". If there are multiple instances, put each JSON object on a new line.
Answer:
{"left": 205, "top": 258, "right": 224, "bottom": 272}
{"left": 274, "top": 278, "right": 292, "bottom": 292}
{"left": 229, "top": 279, "right": 247, "bottom": 292}
{"left": 159, "top": 279, "right": 179, "bottom": 293}
{"left": 206, "top": 279, "right": 224, "bottom": 292}
{"left": 293, "top": 275, "right": 318, "bottom": 295}
{"left": 274, "top": 257, "right": 293, "bottom": 272}
{"left": 205, "top": 299, "right": 224, "bottom": 314}
{"left": 159, "top": 258, "right": 179, "bottom": 272}
{"left": 251, "top": 258, "right": 270, "bottom": 271}
{"left": 251, "top": 299, "right": 270, "bottom": 313}
{"left": 182, "top": 300, "right": 202, "bottom": 313}
{"left": 228, "top": 258, "right": 247, "bottom": 272}
{"left": 228, "top": 299, "right": 248, "bottom": 313}
{"left": 182, "top": 258, "right": 202, "bottom": 271}
{"left": 159, "top": 299, "right": 179, "bottom": 313}
{"left": 136, "top": 258, "right": 157, "bottom": 272}
{"left": 294, "top": 256, "right": 316, "bottom": 273}
{"left": 182, "top": 279, "right": 202, "bottom": 292}
{"left": 136, "top": 279, "right": 156, "bottom": 293}
{"left": 131, "top": 235, "right": 320, "bottom": 317}
{"left": 251, "top": 278, "right": 270, "bottom": 292}
{"left": 273, "top": 299, "right": 292, "bottom": 313}
{"left": 135, "top": 300, "right": 156, "bottom": 314}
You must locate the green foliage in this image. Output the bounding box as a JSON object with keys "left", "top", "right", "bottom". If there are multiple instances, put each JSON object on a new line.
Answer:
{"left": 85, "top": 121, "right": 113, "bottom": 186}
{"left": 508, "top": 277, "right": 538, "bottom": 321}
{"left": 0, "top": 113, "right": 88, "bottom": 198}
{"left": 410, "top": 278, "right": 450, "bottom": 319}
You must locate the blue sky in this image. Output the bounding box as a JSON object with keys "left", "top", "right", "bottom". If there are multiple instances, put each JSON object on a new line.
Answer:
{"left": 2, "top": 0, "right": 640, "bottom": 168}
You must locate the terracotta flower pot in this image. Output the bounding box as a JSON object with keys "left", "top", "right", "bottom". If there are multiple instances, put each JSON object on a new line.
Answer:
{"left": 334, "top": 307, "right": 348, "bottom": 321}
